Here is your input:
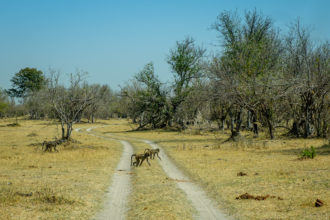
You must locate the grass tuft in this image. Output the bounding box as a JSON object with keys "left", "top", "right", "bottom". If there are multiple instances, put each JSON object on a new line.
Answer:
{"left": 300, "top": 146, "right": 316, "bottom": 159}
{"left": 34, "top": 188, "right": 79, "bottom": 205}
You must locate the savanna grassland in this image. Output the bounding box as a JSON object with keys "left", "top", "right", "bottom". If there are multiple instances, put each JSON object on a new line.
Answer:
{"left": 95, "top": 119, "right": 330, "bottom": 220}
{"left": 0, "top": 118, "right": 122, "bottom": 219}
{"left": 0, "top": 118, "right": 329, "bottom": 220}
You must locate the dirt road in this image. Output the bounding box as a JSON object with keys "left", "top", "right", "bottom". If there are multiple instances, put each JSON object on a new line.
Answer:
{"left": 76, "top": 128, "right": 133, "bottom": 220}
{"left": 79, "top": 127, "right": 227, "bottom": 219}
{"left": 144, "top": 140, "right": 227, "bottom": 220}
{"left": 95, "top": 140, "right": 133, "bottom": 220}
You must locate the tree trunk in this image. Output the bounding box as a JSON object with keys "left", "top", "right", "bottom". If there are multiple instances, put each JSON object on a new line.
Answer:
{"left": 251, "top": 111, "right": 258, "bottom": 136}
{"left": 228, "top": 110, "right": 241, "bottom": 140}
{"left": 322, "top": 120, "right": 328, "bottom": 138}
{"left": 267, "top": 119, "right": 274, "bottom": 139}
{"left": 253, "top": 123, "right": 259, "bottom": 136}
{"left": 235, "top": 110, "right": 242, "bottom": 133}
{"left": 65, "top": 123, "right": 73, "bottom": 140}
{"left": 304, "top": 108, "right": 310, "bottom": 138}
{"left": 226, "top": 120, "right": 230, "bottom": 129}
{"left": 61, "top": 121, "right": 65, "bottom": 140}
{"left": 316, "top": 111, "right": 321, "bottom": 137}
{"left": 289, "top": 121, "right": 299, "bottom": 137}
{"left": 221, "top": 118, "right": 225, "bottom": 131}
{"left": 247, "top": 110, "right": 252, "bottom": 130}
{"left": 139, "top": 112, "right": 144, "bottom": 127}
{"left": 132, "top": 116, "right": 137, "bottom": 124}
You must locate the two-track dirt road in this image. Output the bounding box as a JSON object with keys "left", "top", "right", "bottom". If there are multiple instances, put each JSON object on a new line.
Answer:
{"left": 77, "top": 127, "right": 227, "bottom": 220}
{"left": 144, "top": 140, "right": 227, "bottom": 220}
{"left": 95, "top": 140, "right": 133, "bottom": 220}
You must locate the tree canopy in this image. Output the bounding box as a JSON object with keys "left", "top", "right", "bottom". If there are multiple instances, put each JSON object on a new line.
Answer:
{"left": 7, "top": 67, "right": 45, "bottom": 98}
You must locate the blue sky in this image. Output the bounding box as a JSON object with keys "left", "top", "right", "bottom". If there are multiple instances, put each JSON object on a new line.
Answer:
{"left": 0, "top": 0, "right": 329, "bottom": 91}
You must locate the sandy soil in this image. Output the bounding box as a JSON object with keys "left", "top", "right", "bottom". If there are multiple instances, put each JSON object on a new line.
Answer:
{"left": 79, "top": 127, "right": 228, "bottom": 220}
{"left": 76, "top": 128, "right": 133, "bottom": 220}
{"left": 144, "top": 140, "right": 227, "bottom": 220}
{"left": 95, "top": 140, "right": 133, "bottom": 220}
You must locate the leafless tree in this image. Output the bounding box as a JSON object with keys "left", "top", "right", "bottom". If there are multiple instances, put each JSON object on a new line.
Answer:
{"left": 48, "top": 71, "right": 95, "bottom": 140}
{"left": 84, "top": 84, "right": 114, "bottom": 122}
{"left": 283, "top": 21, "right": 330, "bottom": 138}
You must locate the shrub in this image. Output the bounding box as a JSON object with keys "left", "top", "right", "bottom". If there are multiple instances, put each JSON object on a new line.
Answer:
{"left": 300, "top": 146, "right": 316, "bottom": 159}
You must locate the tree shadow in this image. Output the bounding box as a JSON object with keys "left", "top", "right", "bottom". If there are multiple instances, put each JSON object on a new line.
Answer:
{"left": 155, "top": 138, "right": 222, "bottom": 144}
{"left": 269, "top": 144, "right": 330, "bottom": 156}
{"left": 316, "top": 144, "right": 330, "bottom": 156}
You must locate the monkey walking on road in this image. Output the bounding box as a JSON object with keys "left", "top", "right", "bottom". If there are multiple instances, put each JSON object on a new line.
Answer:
{"left": 144, "top": 148, "right": 161, "bottom": 160}
{"left": 131, "top": 151, "right": 151, "bottom": 167}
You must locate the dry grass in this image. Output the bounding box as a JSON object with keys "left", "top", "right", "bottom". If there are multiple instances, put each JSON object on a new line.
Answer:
{"left": 2, "top": 118, "right": 328, "bottom": 219}
{"left": 0, "top": 118, "right": 122, "bottom": 219}
{"left": 127, "top": 141, "right": 195, "bottom": 220}
{"left": 162, "top": 139, "right": 329, "bottom": 220}
{"left": 96, "top": 119, "right": 330, "bottom": 220}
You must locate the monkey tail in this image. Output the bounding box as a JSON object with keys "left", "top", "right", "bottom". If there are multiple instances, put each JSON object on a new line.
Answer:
{"left": 131, "top": 154, "right": 136, "bottom": 166}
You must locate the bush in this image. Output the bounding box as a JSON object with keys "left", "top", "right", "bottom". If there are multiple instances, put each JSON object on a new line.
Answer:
{"left": 300, "top": 146, "right": 316, "bottom": 159}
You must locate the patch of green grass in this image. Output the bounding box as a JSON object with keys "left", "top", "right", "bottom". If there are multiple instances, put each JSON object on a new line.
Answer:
{"left": 300, "top": 146, "right": 316, "bottom": 159}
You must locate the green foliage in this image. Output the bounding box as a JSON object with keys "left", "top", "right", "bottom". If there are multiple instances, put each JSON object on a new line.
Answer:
{"left": 0, "top": 89, "right": 9, "bottom": 117}
{"left": 300, "top": 146, "right": 316, "bottom": 159}
{"left": 167, "top": 37, "right": 205, "bottom": 92}
{"left": 0, "top": 102, "right": 8, "bottom": 112}
{"left": 134, "top": 63, "right": 169, "bottom": 129}
{"left": 167, "top": 37, "right": 205, "bottom": 127}
{"left": 212, "top": 9, "right": 282, "bottom": 139}
{"left": 7, "top": 67, "right": 45, "bottom": 98}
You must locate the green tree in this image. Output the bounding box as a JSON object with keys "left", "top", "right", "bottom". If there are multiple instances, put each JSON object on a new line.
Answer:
{"left": 7, "top": 67, "right": 45, "bottom": 98}
{"left": 212, "top": 9, "right": 282, "bottom": 139}
{"left": 123, "top": 63, "right": 169, "bottom": 129}
{"left": 135, "top": 63, "right": 169, "bottom": 129}
{"left": 167, "top": 37, "right": 205, "bottom": 127}
{"left": 0, "top": 89, "right": 9, "bottom": 117}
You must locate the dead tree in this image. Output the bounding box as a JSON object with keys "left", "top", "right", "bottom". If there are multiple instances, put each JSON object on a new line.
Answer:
{"left": 48, "top": 71, "right": 95, "bottom": 140}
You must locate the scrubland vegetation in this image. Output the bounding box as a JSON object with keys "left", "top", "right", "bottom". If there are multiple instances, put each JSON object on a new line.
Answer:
{"left": 0, "top": 117, "right": 329, "bottom": 219}
{"left": 0, "top": 8, "right": 329, "bottom": 220}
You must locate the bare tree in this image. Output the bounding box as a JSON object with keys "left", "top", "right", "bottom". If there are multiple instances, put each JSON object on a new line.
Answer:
{"left": 48, "top": 71, "right": 95, "bottom": 140}
{"left": 284, "top": 21, "right": 330, "bottom": 138}
{"left": 84, "top": 84, "right": 113, "bottom": 122}
{"left": 211, "top": 9, "right": 283, "bottom": 139}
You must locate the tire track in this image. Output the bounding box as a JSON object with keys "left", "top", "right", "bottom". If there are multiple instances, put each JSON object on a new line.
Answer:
{"left": 95, "top": 140, "right": 133, "bottom": 220}
{"left": 75, "top": 128, "right": 133, "bottom": 220}
{"left": 77, "top": 127, "right": 227, "bottom": 219}
{"left": 144, "top": 140, "right": 227, "bottom": 220}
